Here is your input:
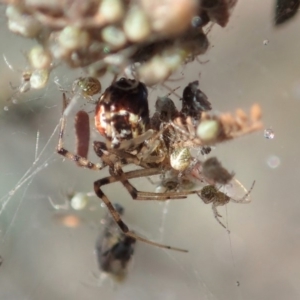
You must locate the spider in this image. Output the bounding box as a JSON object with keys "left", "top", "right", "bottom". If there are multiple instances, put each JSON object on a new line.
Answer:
{"left": 96, "top": 203, "right": 136, "bottom": 281}
{"left": 3, "top": 54, "right": 50, "bottom": 103}
{"left": 72, "top": 76, "right": 102, "bottom": 102}
{"left": 57, "top": 77, "right": 216, "bottom": 252}
{"left": 198, "top": 181, "right": 255, "bottom": 229}
{"left": 57, "top": 77, "right": 258, "bottom": 252}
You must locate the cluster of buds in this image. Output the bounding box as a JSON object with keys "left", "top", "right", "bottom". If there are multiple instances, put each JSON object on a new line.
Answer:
{"left": 2, "top": 0, "right": 238, "bottom": 87}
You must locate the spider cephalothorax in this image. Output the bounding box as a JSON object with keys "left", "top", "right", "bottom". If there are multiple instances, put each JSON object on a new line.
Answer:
{"left": 95, "top": 78, "right": 150, "bottom": 149}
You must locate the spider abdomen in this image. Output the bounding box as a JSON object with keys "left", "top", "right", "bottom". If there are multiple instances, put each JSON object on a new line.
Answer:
{"left": 95, "top": 78, "right": 150, "bottom": 148}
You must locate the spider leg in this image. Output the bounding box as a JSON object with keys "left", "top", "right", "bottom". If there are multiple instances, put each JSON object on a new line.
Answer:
{"left": 230, "top": 180, "right": 255, "bottom": 204}
{"left": 95, "top": 167, "right": 190, "bottom": 202}
{"left": 139, "top": 131, "right": 168, "bottom": 163}
{"left": 118, "top": 129, "right": 155, "bottom": 150}
{"left": 171, "top": 117, "right": 194, "bottom": 139}
{"left": 100, "top": 164, "right": 208, "bottom": 202}
{"left": 56, "top": 93, "right": 106, "bottom": 171}
{"left": 114, "top": 166, "right": 202, "bottom": 201}
{"left": 93, "top": 177, "right": 188, "bottom": 253}
{"left": 93, "top": 141, "right": 156, "bottom": 171}
{"left": 138, "top": 139, "right": 162, "bottom": 161}
{"left": 98, "top": 168, "right": 162, "bottom": 184}
{"left": 170, "top": 118, "right": 203, "bottom": 148}
{"left": 212, "top": 203, "right": 226, "bottom": 229}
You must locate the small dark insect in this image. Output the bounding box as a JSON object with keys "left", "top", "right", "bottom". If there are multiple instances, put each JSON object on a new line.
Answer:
{"left": 0, "top": 255, "right": 3, "bottom": 267}
{"left": 202, "top": 157, "right": 234, "bottom": 185}
{"left": 275, "top": 0, "right": 300, "bottom": 25}
{"left": 96, "top": 204, "right": 136, "bottom": 281}
{"left": 181, "top": 80, "right": 212, "bottom": 120}
{"left": 201, "top": 146, "right": 212, "bottom": 155}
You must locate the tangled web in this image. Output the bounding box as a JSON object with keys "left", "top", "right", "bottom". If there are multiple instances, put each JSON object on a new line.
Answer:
{"left": 1, "top": 1, "right": 299, "bottom": 300}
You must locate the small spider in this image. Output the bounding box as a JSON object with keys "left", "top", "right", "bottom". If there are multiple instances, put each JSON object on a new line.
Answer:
{"left": 198, "top": 180, "right": 255, "bottom": 229}
{"left": 72, "top": 76, "right": 102, "bottom": 101}
{"left": 96, "top": 203, "right": 136, "bottom": 281}
{"left": 48, "top": 189, "right": 95, "bottom": 211}
{"left": 3, "top": 54, "right": 50, "bottom": 103}
{"left": 7, "top": 69, "right": 49, "bottom": 102}
{"left": 57, "top": 77, "right": 261, "bottom": 252}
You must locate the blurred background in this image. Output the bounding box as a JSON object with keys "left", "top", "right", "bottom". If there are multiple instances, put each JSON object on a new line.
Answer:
{"left": 1, "top": 1, "right": 300, "bottom": 299}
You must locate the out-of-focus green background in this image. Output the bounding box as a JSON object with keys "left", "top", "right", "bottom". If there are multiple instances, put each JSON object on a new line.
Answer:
{"left": 1, "top": 1, "right": 300, "bottom": 299}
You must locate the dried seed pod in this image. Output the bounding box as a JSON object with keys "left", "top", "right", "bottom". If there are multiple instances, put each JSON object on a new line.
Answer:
{"left": 141, "top": 0, "right": 199, "bottom": 36}
{"left": 197, "top": 119, "right": 221, "bottom": 143}
{"left": 58, "top": 26, "right": 90, "bottom": 51}
{"left": 235, "top": 108, "right": 248, "bottom": 127}
{"left": 28, "top": 45, "right": 52, "bottom": 70}
{"left": 138, "top": 47, "right": 186, "bottom": 86}
{"left": 195, "top": 104, "right": 263, "bottom": 145}
{"left": 101, "top": 26, "right": 127, "bottom": 49}
{"left": 123, "top": 6, "right": 151, "bottom": 42}
{"left": 6, "top": 5, "right": 42, "bottom": 37}
{"left": 250, "top": 103, "right": 262, "bottom": 122}
{"left": 2, "top": 0, "right": 239, "bottom": 88}
{"left": 99, "top": 0, "right": 125, "bottom": 23}
{"left": 138, "top": 56, "right": 171, "bottom": 86}
{"left": 29, "top": 69, "right": 49, "bottom": 89}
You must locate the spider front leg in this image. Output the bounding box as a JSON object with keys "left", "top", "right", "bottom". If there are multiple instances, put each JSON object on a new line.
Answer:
{"left": 56, "top": 93, "right": 106, "bottom": 171}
